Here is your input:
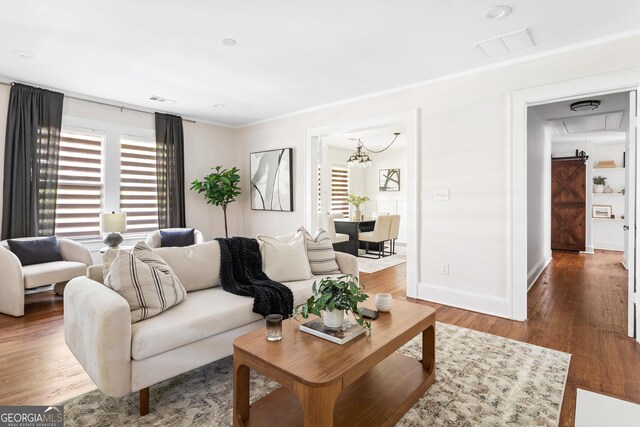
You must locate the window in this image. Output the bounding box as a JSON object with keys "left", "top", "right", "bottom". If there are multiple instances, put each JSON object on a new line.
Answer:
{"left": 54, "top": 131, "right": 104, "bottom": 239}
{"left": 330, "top": 166, "right": 350, "bottom": 217}
{"left": 119, "top": 136, "right": 159, "bottom": 234}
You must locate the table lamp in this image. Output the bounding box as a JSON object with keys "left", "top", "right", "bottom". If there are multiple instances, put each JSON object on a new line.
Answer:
{"left": 100, "top": 211, "right": 127, "bottom": 248}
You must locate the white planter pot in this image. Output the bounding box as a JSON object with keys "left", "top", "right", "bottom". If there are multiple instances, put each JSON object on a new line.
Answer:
{"left": 594, "top": 184, "right": 604, "bottom": 193}
{"left": 322, "top": 309, "right": 345, "bottom": 329}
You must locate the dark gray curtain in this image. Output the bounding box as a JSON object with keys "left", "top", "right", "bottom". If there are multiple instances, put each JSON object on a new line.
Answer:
{"left": 155, "top": 113, "right": 186, "bottom": 229}
{"left": 2, "top": 83, "right": 64, "bottom": 239}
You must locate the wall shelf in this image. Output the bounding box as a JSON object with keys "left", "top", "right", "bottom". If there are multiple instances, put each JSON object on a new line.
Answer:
{"left": 592, "top": 193, "right": 624, "bottom": 197}
{"left": 592, "top": 218, "right": 624, "bottom": 222}
{"left": 593, "top": 167, "right": 625, "bottom": 171}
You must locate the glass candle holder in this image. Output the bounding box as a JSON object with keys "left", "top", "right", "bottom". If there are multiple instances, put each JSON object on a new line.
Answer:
{"left": 265, "top": 314, "right": 283, "bottom": 341}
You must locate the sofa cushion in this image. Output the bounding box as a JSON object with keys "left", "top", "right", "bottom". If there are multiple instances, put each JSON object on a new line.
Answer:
{"left": 256, "top": 232, "right": 312, "bottom": 282}
{"left": 23, "top": 261, "right": 87, "bottom": 289}
{"left": 130, "top": 287, "right": 262, "bottom": 360}
{"left": 160, "top": 229, "right": 195, "bottom": 247}
{"left": 153, "top": 241, "right": 221, "bottom": 292}
{"left": 8, "top": 236, "right": 63, "bottom": 266}
{"left": 104, "top": 242, "right": 187, "bottom": 323}
{"left": 298, "top": 227, "right": 341, "bottom": 275}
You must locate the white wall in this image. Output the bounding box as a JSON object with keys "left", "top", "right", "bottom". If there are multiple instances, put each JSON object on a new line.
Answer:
{"left": 237, "top": 35, "right": 640, "bottom": 318}
{"left": 526, "top": 109, "right": 551, "bottom": 288}
{"left": 0, "top": 89, "right": 242, "bottom": 249}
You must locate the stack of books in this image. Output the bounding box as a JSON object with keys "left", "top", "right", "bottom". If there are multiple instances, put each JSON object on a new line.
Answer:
{"left": 300, "top": 318, "right": 366, "bottom": 345}
{"left": 596, "top": 160, "right": 617, "bottom": 168}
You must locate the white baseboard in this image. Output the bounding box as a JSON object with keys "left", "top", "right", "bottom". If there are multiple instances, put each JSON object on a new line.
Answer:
{"left": 527, "top": 252, "right": 552, "bottom": 291}
{"left": 581, "top": 245, "right": 595, "bottom": 255}
{"left": 593, "top": 241, "right": 624, "bottom": 251}
{"left": 417, "top": 282, "right": 509, "bottom": 318}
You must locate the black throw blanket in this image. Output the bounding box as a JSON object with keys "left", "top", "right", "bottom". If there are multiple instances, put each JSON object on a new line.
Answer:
{"left": 216, "top": 237, "right": 294, "bottom": 318}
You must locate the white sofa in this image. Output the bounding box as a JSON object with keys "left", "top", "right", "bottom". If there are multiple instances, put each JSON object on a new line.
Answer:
{"left": 64, "top": 240, "right": 358, "bottom": 415}
{"left": 0, "top": 237, "right": 93, "bottom": 317}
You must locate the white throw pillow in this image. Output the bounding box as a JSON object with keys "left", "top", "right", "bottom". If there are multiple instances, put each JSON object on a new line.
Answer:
{"left": 257, "top": 232, "right": 312, "bottom": 282}
{"left": 298, "top": 227, "right": 341, "bottom": 275}
{"left": 104, "top": 242, "right": 187, "bottom": 323}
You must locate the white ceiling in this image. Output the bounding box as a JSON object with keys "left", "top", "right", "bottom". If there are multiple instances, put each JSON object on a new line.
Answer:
{"left": 1, "top": 0, "right": 639, "bottom": 127}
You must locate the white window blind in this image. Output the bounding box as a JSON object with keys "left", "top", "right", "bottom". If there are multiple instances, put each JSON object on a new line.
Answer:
{"left": 119, "top": 136, "right": 159, "bottom": 234}
{"left": 331, "top": 167, "right": 350, "bottom": 217}
{"left": 54, "top": 131, "right": 104, "bottom": 239}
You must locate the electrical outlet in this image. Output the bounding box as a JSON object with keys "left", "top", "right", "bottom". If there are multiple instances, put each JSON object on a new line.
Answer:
{"left": 440, "top": 263, "right": 449, "bottom": 275}
{"left": 433, "top": 189, "right": 450, "bottom": 201}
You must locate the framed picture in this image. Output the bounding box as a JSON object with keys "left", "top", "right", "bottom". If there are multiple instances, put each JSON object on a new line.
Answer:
{"left": 379, "top": 168, "right": 400, "bottom": 191}
{"left": 592, "top": 205, "right": 612, "bottom": 218}
{"left": 250, "top": 148, "right": 293, "bottom": 211}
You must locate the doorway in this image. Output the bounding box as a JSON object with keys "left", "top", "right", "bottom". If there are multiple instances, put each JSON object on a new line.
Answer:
{"left": 526, "top": 90, "right": 636, "bottom": 340}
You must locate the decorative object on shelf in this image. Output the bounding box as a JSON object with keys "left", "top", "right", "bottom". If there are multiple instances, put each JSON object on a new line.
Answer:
{"left": 619, "top": 188, "right": 626, "bottom": 196}
{"left": 346, "top": 132, "right": 400, "bottom": 168}
{"left": 603, "top": 185, "right": 614, "bottom": 194}
{"left": 570, "top": 100, "right": 600, "bottom": 111}
{"left": 345, "top": 194, "right": 370, "bottom": 220}
{"left": 596, "top": 160, "right": 616, "bottom": 168}
{"left": 592, "top": 205, "right": 613, "bottom": 219}
{"left": 593, "top": 176, "right": 606, "bottom": 193}
{"left": 191, "top": 166, "right": 241, "bottom": 238}
{"left": 249, "top": 148, "right": 293, "bottom": 212}
{"left": 379, "top": 168, "right": 400, "bottom": 191}
{"left": 375, "top": 293, "right": 393, "bottom": 312}
{"left": 293, "top": 274, "right": 371, "bottom": 335}
{"left": 100, "top": 211, "right": 127, "bottom": 248}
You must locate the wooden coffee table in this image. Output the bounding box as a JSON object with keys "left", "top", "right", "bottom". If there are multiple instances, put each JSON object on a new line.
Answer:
{"left": 232, "top": 297, "right": 436, "bottom": 426}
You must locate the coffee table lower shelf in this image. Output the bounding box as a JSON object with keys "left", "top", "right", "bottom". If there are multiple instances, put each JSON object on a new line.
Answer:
{"left": 241, "top": 351, "right": 434, "bottom": 427}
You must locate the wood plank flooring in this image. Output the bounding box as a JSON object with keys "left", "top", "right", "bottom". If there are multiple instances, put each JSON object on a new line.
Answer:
{"left": 0, "top": 249, "right": 638, "bottom": 426}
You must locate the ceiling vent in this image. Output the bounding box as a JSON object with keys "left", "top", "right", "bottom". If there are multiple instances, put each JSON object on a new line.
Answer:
{"left": 547, "top": 111, "right": 624, "bottom": 135}
{"left": 474, "top": 28, "right": 534, "bottom": 57}
{"left": 148, "top": 95, "right": 176, "bottom": 104}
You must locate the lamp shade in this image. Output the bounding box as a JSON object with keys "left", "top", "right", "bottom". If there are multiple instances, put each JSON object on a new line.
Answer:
{"left": 100, "top": 212, "right": 127, "bottom": 233}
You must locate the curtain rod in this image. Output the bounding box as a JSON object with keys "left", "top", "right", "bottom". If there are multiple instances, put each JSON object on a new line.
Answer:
{"left": 3, "top": 81, "right": 196, "bottom": 124}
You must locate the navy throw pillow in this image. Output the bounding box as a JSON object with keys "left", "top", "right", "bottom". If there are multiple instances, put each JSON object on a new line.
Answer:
{"left": 8, "top": 236, "right": 64, "bottom": 266}
{"left": 160, "top": 229, "right": 195, "bottom": 248}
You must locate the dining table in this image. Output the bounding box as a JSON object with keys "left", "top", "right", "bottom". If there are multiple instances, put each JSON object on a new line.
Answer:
{"left": 333, "top": 217, "right": 377, "bottom": 257}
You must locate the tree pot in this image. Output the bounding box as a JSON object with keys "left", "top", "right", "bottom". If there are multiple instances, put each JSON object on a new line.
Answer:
{"left": 322, "top": 309, "right": 345, "bottom": 329}
{"left": 594, "top": 184, "right": 604, "bottom": 193}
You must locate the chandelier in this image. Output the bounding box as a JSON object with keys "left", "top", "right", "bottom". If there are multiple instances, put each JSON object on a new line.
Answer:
{"left": 346, "top": 132, "right": 400, "bottom": 168}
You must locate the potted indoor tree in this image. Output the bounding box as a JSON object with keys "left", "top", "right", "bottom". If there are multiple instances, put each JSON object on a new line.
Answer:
{"left": 191, "top": 166, "right": 241, "bottom": 238}
{"left": 593, "top": 176, "right": 606, "bottom": 193}
{"left": 293, "top": 275, "right": 371, "bottom": 333}
{"left": 345, "top": 194, "right": 370, "bottom": 220}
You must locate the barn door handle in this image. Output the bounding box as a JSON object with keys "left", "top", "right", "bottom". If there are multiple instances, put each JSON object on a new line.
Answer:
{"left": 623, "top": 225, "right": 630, "bottom": 231}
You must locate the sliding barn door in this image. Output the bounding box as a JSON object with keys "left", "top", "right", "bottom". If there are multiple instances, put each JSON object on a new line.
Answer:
{"left": 551, "top": 159, "right": 586, "bottom": 252}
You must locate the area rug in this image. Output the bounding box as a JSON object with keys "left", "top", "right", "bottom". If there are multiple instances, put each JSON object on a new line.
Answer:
{"left": 357, "top": 245, "right": 407, "bottom": 273}
{"left": 61, "top": 322, "right": 570, "bottom": 426}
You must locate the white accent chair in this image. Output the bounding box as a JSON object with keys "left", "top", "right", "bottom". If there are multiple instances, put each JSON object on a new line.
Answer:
{"left": 358, "top": 215, "right": 392, "bottom": 259}
{"left": 0, "top": 237, "right": 93, "bottom": 317}
{"left": 388, "top": 214, "right": 401, "bottom": 254}
{"left": 372, "top": 211, "right": 389, "bottom": 218}
{"left": 145, "top": 228, "right": 205, "bottom": 248}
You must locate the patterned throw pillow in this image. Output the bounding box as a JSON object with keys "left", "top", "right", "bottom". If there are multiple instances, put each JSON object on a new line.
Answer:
{"left": 104, "top": 242, "right": 187, "bottom": 323}
{"left": 298, "top": 227, "right": 341, "bottom": 276}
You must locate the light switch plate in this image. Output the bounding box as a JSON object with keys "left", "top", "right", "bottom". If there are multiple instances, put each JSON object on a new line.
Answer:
{"left": 433, "top": 189, "right": 450, "bottom": 201}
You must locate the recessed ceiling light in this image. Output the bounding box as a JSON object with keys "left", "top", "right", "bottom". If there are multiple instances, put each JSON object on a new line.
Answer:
{"left": 570, "top": 100, "right": 601, "bottom": 112}
{"left": 213, "top": 104, "right": 226, "bottom": 108}
{"left": 14, "top": 50, "right": 36, "bottom": 59}
{"left": 148, "top": 95, "right": 177, "bottom": 104}
{"left": 221, "top": 38, "right": 237, "bottom": 46}
{"left": 481, "top": 6, "right": 512, "bottom": 20}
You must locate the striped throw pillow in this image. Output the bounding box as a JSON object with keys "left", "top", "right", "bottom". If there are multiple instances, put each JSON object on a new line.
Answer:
{"left": 298, "top": 227, "right": 341, "bottom": 276}
{"left": 104, "top": 242, "right": 187, "bottom": 323}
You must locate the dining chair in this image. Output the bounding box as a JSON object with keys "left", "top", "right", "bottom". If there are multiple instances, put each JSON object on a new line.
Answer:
{"left": 358, "top": 215, "right": 391, "bottom": 259}
{"left": 329, "top": 211, "right": 345, "bottom": 219}
{"left": 324, "top": 215, "right": 350, "bottom": 252}
{"left": 388, "top": 215, "right": 401, "bottom": 254}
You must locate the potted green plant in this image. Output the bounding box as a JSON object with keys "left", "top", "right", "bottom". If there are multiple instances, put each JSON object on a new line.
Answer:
{"left": 191, "top": 166, "right": 241, "bottom": 238}
{"left": 293, "top": 275, "right": 371, "bottom": 333}
{"left": 593, "top": 176, "right": 606, "bottom": 193}
{"left": 345, "top": 194, "right": 370, "bottom": 220}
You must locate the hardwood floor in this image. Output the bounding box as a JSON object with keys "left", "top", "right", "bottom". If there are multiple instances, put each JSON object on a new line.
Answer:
{"left": 361, "top": 250, "right": 640, "bottom": 426}
{"left": 0, "top": 250, "right": 638, "bottom": 427}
